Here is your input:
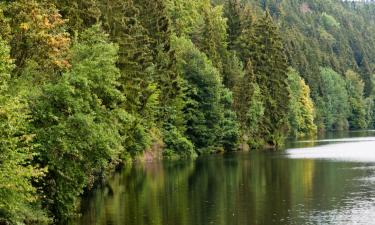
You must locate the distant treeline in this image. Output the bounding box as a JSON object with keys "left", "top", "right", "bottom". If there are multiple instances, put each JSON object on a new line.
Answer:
{"left": 0, "top": 0, "right": 375, "bottom": 224}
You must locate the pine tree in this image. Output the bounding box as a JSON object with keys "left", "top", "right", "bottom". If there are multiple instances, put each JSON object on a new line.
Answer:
{"left": 100, "top": 0, "right": 156, "bottom": 122}
{"left": 198, "top": 3, "right": 228, "bottom": 74}
{"left": 52, "top": 0, "right": 101, "bottom": 31}
{"left": 244, "top": 11, "right": 290, "bottom": 147}
{"left": 233, "top": 61, "right": 264, "bottom": 149}
{"left": 134, "top": 0, "right": 186, "bottom": 135}
{"left": 225, "top": 0, "right": 242, "bottom": 50}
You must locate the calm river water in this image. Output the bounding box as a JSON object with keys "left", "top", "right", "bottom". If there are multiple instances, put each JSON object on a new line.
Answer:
{"left": 74, "top": 130, "right": 375, "bottom": 225}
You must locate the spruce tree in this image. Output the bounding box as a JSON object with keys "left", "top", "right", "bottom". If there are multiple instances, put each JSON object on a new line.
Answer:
{"left": 52, "top": 0, "right": 101, "bottom": 31}
{"left": 134, "top": 0, "right": 186, "bottom": 135}
{"left": 100, "top": 0, "right": 156, "bottom": 122}
{"left": 244, "top": 11, "right": 290, "bottom": 147}
{"left": 134, "top": 0, "right": 175, "bottom": 81}
{"left": 225, "top": 0, "right": 242, "bottom": 50}
{"left": 233, "top": 60, "right": 264, "bottom": 149}
{"left": 234, "top": 4, "right": 256, "bottom": 64}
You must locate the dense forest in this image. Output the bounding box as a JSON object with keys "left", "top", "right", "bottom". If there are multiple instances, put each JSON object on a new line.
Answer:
{"left": 1, "top": 0, "right": 375, "bottom": 224}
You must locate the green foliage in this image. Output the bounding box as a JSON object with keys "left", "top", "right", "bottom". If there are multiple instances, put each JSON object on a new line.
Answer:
{"left": 5, "top": 0, "right": 70, "bottom": 79}
{"left": 242, "top": 11, "right": 290, "bottom": 147}
{"left": 365, "top": 95, "right": 375, "bottom": 129}
{"left": 198, "top": 3, "right": 228, "bottom": 74}
{"left": 165, "top": 0, "right": 205, "bottom": 37}
{"left": 30, "top": 25, "right": 123, "bottom": 221}
{"left": 173, "top": 37, "right": 239, "bottom": 153}
{"left": 321, "top": 12, "right": 340, "bottom": 29}
{"left": 0, "top": 36, "right": 48, "bottom": 225}
{"left": 287, "top": 68, "right": 317, "bottom": 138}
{"left": 345, "top": 70, "right": 367, "bottom": 129}
{"left": 233, "top": 61, "right": 264, "bottom": 149}
{"left": 162, "top": 125, "right": 195, "bottom": 159}
{"left": 316, "top": 68, "right": 350, "bottom": 131}
{"left": 219, "top": 88, "right": 240, "bottom": 151}
{"left": 2, "top": 0, "right": 375, "bottom": 222}
{"left": 225, "top": 0, "right": 242, "bottom": 50}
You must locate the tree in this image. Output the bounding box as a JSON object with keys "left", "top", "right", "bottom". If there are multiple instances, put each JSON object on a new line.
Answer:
{"left": 287, "top": 68, "right": 317, "bottom": 137}
{"left": 233, "top": 60, "right": 265, "bottom": 149}
{"left": 0, "top": 36, "right": 48, "bottom": 225}
{"left": 316, "top": 68, "right": 350, "bottom": 131}
{"left": 345, "top": 70, "right": 367, "bottom": 129}
{"left": 134, "top": 0, "right": 185, "bottom": 127}
{"left": 5, "top": 0, "right": 70, "bottom": 80}
{"left": 225, "top": 0, "right": 243, "bottom": 50}
{"left": 238, "top": 11, "right": 290, "bottom": 147}
{"left": 30, "top": 25, "right": 123, "bottom": 221}
{"left": 198, "top": 3, "right": 228, "bottom": 74}
{"left": 52, "top": 0, "right": 101, "bottom": 31}
{"left": 233, "top": 4, "right": 255, "bottom": 64}
{"left": 174, "top": 37, "right": 239, "bottom": 153}
{"left": 164, "top": 0, "right": 205, "bottom": 37}
{"left": 100, "top": 0, "right": 157, "bottom": 122}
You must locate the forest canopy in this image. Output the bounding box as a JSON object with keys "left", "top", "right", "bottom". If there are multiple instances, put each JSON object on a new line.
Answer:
{"left": 1, "top": 0, "right": 375, "bottom": 224}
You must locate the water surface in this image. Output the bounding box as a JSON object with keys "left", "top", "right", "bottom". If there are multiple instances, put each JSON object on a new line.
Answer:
{"left": 75, "top": 131, "right": 375, "bottom": 225}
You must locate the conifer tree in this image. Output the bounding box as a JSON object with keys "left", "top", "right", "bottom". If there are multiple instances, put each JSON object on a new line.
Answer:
{"left": 100, "top": 0, "right": 156, "bottom": 122}
{"left": 134, "top": 0, "right": 186, "bottom": 138}
{"left": 164, "top": 0, "right": 205, "bottom": 37}
{"left": 233, "top": 61, "right": 264, "bottom": 149}
{"left": 225, "top": 0, "right": 242, "bottom": 49}
{"left": 52, "top": 0, "right": 101, "bottom": 31}
{"left": 234, "top": 5, "right": 256, "bottom": 64}
{"left": 243, "top": 11, "right": 290, "bottom": 147}
{"left": 198, "top": 3, "right": 228, "bottom": 74}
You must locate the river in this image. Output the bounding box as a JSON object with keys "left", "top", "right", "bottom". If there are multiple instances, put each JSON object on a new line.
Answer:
{"left": 74, "top": 130, "right": 375, "bottom": 225}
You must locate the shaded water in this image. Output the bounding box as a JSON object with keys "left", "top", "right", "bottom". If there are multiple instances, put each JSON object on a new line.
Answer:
{"left": 75, "top": 131, "right": 375, "bottom": 225}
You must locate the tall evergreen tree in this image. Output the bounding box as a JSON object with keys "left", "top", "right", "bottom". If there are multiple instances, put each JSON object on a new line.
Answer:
{"left": 134, "top": 0, "right": 184, "bottom": 123}
{"left": 100, "top": 0, "right": 156, "bottom": 121}
{"left": 225, "top": 0, "right": 242, "bottom": 50}
{"left": 233, "top": 60, "right": 265, "bottom": 149}
{"left": 52, "top": 0, "right": 101, "bottom": 31}
{"left": 198, "top": 3, "right": 228, "bottom": 74}
{"left": 242, "top": 11, "right": 290, "bottom": 147}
